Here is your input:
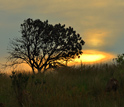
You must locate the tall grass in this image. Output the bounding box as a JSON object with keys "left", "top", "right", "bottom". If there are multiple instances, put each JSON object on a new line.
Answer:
{"left": 0, "top": 63, "right": 124, "bottom": 107}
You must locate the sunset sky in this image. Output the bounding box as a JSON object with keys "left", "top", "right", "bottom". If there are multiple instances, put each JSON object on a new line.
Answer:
{"left": 0, "top": 0, "right": 124, "bottom": 66}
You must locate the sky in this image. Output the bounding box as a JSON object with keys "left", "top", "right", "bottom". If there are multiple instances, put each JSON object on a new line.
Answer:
{"left": 0, "top": 0, "right": 124, "bottom": 67}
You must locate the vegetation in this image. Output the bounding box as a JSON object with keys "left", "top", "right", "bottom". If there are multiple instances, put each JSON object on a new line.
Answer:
{"left": 6, "top": 18, "right": 85, "bottom": 74}
{"left": 113, "top": 53, "right": 124, "bottom": 68}
{"left": 1, "top": 60, "right": 124, "bottom": 106}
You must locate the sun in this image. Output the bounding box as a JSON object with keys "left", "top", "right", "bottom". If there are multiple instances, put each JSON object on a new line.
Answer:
{"left": 71, "top": 50, "right": 115, "bottom": 65}
{"left": 75, "top": 53, "right": 105, "bottom": 63}
{"left": 80, "top": 54, "right": 105, "bottom": 62}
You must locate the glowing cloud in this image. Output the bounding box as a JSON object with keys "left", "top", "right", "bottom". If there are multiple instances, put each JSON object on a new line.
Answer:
{"left": 79, "top": 54, "right": 105, "bottom": 62}
{"left": 83, "top": 29, "right": 109, "bottom": 48}
{"left": 69, "top": 50, "right": 116, "bottom": 65}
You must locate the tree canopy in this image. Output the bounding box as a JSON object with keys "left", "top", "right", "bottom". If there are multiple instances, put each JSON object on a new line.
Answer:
{"left": 7, "top": 18, "right": 85, "bottom": 73}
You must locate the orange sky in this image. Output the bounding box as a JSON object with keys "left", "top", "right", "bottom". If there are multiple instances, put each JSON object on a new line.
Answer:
{"left": 69, "top": 50, "right": 115, "bottom": 66}
{"left": 0, "top": 50, "right": 115, "bottom": 74}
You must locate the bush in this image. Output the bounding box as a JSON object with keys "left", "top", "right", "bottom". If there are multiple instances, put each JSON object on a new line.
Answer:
{"left": 10, "top": 72, "right": 29, "bottom": 107}
{"left": 113, "top": 54, "right": 124, "bottom": 66}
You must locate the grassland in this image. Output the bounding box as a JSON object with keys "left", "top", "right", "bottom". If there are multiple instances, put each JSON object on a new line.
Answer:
{"left": 0, "top": 63, "right": 124, "bottom": 107}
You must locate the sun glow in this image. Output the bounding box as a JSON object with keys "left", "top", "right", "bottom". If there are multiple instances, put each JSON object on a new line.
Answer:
{"left": 1, "top": 50, "right": 115, "bottom": 74}
{"left": 70, "top": 50, "right": 115, "bottom": 65}
{"left": 79, "top": 54, "right": 105, "bottom": 62}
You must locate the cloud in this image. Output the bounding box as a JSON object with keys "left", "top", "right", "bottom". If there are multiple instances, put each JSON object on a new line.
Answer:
{"left": 0, "top": 0, "right": 124, "bottom": 56}
{"left": 70, "top": 50, "right": 116, "bottom": 66}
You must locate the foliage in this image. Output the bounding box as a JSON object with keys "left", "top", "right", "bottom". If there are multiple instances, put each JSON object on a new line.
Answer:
{"left": 7, "top": 18, "right": 85, "bottom": 73}
{"left": 113, "top": 53, "right": 124, "bottom": 67}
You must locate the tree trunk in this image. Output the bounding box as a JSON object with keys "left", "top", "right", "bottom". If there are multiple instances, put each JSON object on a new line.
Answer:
{"left": 31, "top": 66, "right": 35, "bottom": 74}
{"left": 66, "top": 60, "right": 68, "bottom": 66}
{"left": 37, "top": 68, "right": 42, "bottom": 74}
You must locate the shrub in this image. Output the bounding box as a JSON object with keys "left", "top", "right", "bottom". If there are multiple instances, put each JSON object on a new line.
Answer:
{"left": 113, "top": 54, "right": 124, "bottom": 67}
{"left": 10, "top": 72, "right": 29, "bottom": 107}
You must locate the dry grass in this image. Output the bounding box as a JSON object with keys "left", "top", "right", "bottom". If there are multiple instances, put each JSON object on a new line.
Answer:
{"left": 0, "top": 63, "right": 124, "bottom": 107}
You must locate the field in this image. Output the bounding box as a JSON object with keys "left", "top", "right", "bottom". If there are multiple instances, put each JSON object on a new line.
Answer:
{"left": 0, "top": 63, "right": 124, "bottom": 107}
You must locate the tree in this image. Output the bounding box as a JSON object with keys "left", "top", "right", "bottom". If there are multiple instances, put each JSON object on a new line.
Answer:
{"left": 7, "top": 18, "right": 85, "bottom": 74}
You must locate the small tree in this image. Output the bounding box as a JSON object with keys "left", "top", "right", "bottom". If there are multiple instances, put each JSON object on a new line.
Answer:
{"left": 113, "top": 53, "right": 124, "bottom": 67}
{"left": 7, "top": 18, "right": 85, "bottom": 74}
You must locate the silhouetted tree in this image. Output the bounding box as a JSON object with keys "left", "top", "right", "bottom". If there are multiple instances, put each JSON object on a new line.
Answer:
{"left": 7, "top": 18, "right": 85, "bottom": 74}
